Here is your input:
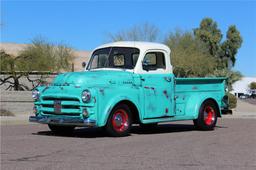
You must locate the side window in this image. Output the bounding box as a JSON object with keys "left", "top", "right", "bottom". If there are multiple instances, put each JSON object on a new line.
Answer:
{"left": 91, "top": 55, "right": 98, "bottom": 68}
{"left": 142, "top": 52, "right": 166, "bottom": 71}
{"left": 91, "top": 54, "right": 108, "bottom": 69}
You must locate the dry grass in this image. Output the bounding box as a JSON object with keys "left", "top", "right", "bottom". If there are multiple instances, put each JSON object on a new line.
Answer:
{"left": 0, "top": 109, "right": 15, "bottom": 116}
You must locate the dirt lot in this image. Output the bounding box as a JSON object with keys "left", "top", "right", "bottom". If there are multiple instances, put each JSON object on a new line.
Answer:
{"left": 241, "top": 98, "right": 256, "bottom": 105}
{"left": 1, "top": 119, "right": 256, "bottom": 170}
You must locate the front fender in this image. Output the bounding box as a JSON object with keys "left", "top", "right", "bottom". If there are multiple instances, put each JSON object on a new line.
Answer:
{"left": 96, "top": 87, "right": 141, "bottom": 127}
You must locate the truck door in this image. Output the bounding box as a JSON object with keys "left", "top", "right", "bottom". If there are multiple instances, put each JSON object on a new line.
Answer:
{"left": 140, "top": 51, "right": 174, "bottom": 119}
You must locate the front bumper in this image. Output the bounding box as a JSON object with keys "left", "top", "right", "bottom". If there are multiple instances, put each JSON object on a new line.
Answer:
{"left": 29, "top": 115, "right": 96, "bottom": 127}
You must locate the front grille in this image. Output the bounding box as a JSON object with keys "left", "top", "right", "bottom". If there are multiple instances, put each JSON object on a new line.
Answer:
{"left": 42, "top": 111, "right": 79, "bottom": 116}
{"left": 41, "top": 104, "right": 79, "bottom": 109}
{"left": 43, "top": 97, "right": 79, "bottom": 102}
{"left": 41, "top": 96, "right": 81, "bottom": 116}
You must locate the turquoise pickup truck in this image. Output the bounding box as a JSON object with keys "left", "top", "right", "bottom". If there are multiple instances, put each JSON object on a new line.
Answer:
{"left": 29, "top": 41, "right": 230, "bottom": 136}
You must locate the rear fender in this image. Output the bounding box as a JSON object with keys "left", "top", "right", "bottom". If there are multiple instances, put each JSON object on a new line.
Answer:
{"left": 185, "top": 94, "right": 221, "bottom": 119}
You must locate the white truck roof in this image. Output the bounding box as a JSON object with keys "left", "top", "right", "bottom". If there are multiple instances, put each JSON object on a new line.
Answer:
{"left": 95, "top": 41, "right": 171, "bottom": 54}
{"left": 92, "top": 41, "right": 172, "bottom": 74}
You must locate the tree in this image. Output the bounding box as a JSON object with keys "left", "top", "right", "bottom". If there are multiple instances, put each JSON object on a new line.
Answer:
{"left": 0, "top": 50, "right": 31, "bottom": 90}
{"left": 108, "top": 23, "right": 159, "bottom": 42}
{"left": 249, "top": 82, "right": 256, "bottom": 98}
{"left": 0, "top": 38, "right": 74, "bottom": 91}
{"left": 165, "top": 30, "right": 217, "bottom": 77}
{"left": 194, "top": 18, "right": 242, "bottom": 67}
{"left": 19, "top": 38, "right": 73, "bottom": 72}
{"left": 249, "top": 82, "right": 256, "bottom": 90}
{"left": 194, "top": 18, "right": 222, "bottom": 57}
{"left": 220, "top": 25, "right": 242, "bottom": 66}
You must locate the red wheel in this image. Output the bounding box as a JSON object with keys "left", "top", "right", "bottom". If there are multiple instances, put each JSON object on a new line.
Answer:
{"left": 204, "top": 106, "right": 216, "bottom": 126}
{"left": 193, "top": 100, "right": 218, "bottom": 130}
{"left": 106, "top": 104, "right": 132, "bottom": 137}
{"left": 112, "top": 109, "right": 129, "bottom": 132}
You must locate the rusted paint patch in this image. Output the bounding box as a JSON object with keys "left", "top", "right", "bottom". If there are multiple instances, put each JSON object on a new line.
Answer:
{"left": 192, "top": 86, "right": 198, "bottom": 90}
{"left": 99, "top": 89, "right": 105, "bottom": 96}
{"left": 144, "top": 86, "right": 156, "bottom": 95}
{"left": 144, "top": 86, "right": 155, "bottom": 90}
{"left": 165, "top": 108, "right": 169, "bottom": 113}
{"left": 163, "top": 90, "right": 169, "bottom": 99}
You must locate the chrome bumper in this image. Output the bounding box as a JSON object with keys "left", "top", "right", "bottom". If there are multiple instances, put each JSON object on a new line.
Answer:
{"left": 29, "top": 115, "right": 96, "bottom": 127}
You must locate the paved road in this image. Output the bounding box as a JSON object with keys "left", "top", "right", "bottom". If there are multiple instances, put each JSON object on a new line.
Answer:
{"left": 1, "top": 119, "right": 256, "bottom": 170}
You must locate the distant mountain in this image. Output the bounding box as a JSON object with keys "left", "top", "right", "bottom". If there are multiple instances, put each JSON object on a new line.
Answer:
{"left": 0, "top": 43, "right": 29, "bottom": 56}
{"left": 0, "top": 42, "right": 91, "bottom": 71}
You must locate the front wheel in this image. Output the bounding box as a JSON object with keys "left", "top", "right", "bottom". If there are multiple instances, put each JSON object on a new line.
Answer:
{"left": 193, "top": 100, "right": 218, "bottom": 130}
{"left": 48, "top": 124, "right": 75, "bottom": 135}
{"left": 105, "top": 104, "right": 132, "bottom": 137}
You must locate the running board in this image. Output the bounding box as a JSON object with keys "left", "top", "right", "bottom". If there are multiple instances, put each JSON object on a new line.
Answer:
{"left": 142, "top": 115, "right": 175, "bottom": 124}
{"left": 143, "top": 115, "right": 175, "bottom": 120}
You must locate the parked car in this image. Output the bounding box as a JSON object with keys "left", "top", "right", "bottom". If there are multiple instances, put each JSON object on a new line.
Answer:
{"left": 29, "top": 42, "right": 231, "bottom": 136}
{"left": 239, "top": 94, "right": 249, "bottom": 99}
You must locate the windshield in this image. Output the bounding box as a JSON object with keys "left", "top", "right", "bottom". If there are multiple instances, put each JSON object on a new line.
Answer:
{"left": 87, "top": 47, "right": 140, "bottom": 70}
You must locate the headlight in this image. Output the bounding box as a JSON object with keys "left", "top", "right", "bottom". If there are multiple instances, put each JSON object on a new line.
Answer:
{"left": 32, "top": 90, "right": 40, "bottom": 100}
{"left": 82, "top": 90, "right": 91, "bottom": 103}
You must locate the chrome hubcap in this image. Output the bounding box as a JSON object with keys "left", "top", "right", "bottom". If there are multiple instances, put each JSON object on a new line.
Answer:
{"left": 114, "top": 114, "right": 123, "bottom": 126}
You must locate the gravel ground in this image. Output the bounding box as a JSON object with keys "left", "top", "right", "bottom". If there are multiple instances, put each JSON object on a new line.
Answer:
{"left": 241, "top": 98, "right": 256, "bottom": 105}
{"left": 1, "top": 119, "right": 256, "bottom": 170}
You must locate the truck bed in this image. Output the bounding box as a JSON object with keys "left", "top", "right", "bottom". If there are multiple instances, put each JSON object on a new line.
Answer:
{"left": 174, "top": 77, "right": 226, "bottom": 116}
{"left": 175, "top": 77, "right": 226, "bottom": 92}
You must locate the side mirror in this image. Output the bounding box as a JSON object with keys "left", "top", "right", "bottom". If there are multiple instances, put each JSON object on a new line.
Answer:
{"left": 82, "top": 62, "right": 87, "bottom": 68}
{"left": 142, "top": 59, "right": 150, "bottom": 66}
{"left": 142, "top": 59, "right": 150, "bottom": 71}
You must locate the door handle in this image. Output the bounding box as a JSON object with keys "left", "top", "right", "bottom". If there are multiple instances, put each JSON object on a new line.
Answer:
{"left": 164, "top": 77, "right": 172, "bottom": 82}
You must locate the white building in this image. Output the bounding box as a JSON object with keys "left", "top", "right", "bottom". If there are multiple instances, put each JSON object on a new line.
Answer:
{"left": 231, "top": 77, "right": 256, "bottom": 96}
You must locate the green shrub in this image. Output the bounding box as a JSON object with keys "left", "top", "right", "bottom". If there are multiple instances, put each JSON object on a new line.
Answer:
{"left": 228, "top": 93, "right": 237, "bottom": 109}
{"left": 0, "top": 109, "right": 15, "bottom": 116}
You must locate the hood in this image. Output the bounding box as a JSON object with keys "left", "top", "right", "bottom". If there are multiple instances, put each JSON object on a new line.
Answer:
{"left": 52, "top": 70, "right": 134, "bottom": 86}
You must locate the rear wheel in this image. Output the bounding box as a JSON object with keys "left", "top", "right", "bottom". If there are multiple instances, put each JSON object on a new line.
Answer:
{"left": 48, "top": 124, "right": 75, "bottom": 135}
{"left": 193, "top": 100, "right": 218, "bottom": 130}
{"left": 105, "top": 104, "right": 132, "bottom": 137}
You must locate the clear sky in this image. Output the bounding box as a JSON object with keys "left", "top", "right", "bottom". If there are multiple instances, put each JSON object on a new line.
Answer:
{"left": 1, "top": 0, "right": 256, "bottom": 76}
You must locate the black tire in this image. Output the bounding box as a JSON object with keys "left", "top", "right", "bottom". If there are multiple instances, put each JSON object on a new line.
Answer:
{"left": 105, "top": 104, "right": 132, "bottom": 137}
{"left": 193, "top": 100, "right": 218, "bottom": 130}
{"left": 48, "top": 124, "right": 75, "bottom": 135}
{"left": 140, "top": 123, "right": 158, "bottom": 129}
